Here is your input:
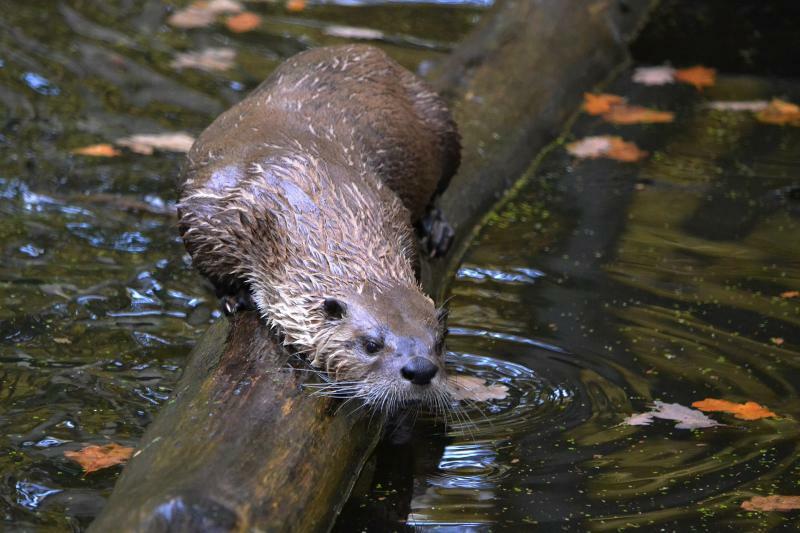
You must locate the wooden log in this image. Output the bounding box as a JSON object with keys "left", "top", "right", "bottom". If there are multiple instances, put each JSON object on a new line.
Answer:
{"left": 91, "top": 1, "right": 656, "bottom": 531}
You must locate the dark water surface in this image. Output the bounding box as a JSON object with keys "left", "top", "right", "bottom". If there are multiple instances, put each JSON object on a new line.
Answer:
{"left": 2, "top": 1, "right": 800, "bottom": 531}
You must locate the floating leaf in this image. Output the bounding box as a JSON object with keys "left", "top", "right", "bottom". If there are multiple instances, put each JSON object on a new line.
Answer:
{"left": 741, "top": 495, "right": 800, "bottom": 512}
{"left": 770, "top": 337, "right": 785, "bottom": 346}
{"left": 780, "top": 290, "right": 799, "bottom": 299}
{"left": 323, "top": 25, "right": 384, "bottom": 41}
{"left": 566, "top": 135, "right": 648, "bottom": 162}
{"left": 706, "top": 100, "right": 770, "bottom": 112}
{"left": 448, "top": 375, "right": 508, "bottom": 402}
{"left": 286, "top": 0, "right": 306, "bottom": 12}
{"left": 691, "top": 398, "right": 777, "bottom": 420}
{"left": 583, "top": 93, "right": 625, "bottom": 115}
{"left": 71, "top": 144, "right": 121, "bottom": 157}
{"left": 168, "top": 0, "right": 243, "bottom": 29}
{"left": 171, "top": 47, "right": 236, "bottom": 72}
{"left": 225, "top": 12, "right": 261, "bottom": 33}
{"left": 674, "top": 66, "right": 716, "bottom": 90}
{"left": 624, "top": 401, "right": 721, "bottom": 430}
{"left": 632, "top": 66, "right": 676, "bottom": 86}
{"left": 602, "top": 105, "right": 674, "bottom": 125}
{"left": 64, "top": 443, "right": 133, "bottom": 474}
{"left": 755, "top": 99, "right": 800, "bottom": 126}
{"left": 115, "top": 132, "right": 195, "bottom": 155}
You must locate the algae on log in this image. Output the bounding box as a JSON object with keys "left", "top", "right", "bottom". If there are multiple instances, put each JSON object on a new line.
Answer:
{"left": 91, "top": 1, "right": 656, "bottom": 531}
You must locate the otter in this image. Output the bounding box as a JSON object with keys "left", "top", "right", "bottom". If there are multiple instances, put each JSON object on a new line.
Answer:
{"left": 177, "top": 45, "right": 460, "bottom": 410}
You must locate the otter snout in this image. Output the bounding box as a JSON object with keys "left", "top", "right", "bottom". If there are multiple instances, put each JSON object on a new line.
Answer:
{"left": 400, "top": 357, "right": 438, "bottom": 385}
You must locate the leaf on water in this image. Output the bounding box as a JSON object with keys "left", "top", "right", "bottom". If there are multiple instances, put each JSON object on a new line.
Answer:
{"left": 286, "top": 0, "right": 307, "bottom": 12}
{"left": 755, "top": 99, "right": 800, "bottom": 126}
{"left": 624, "top": 400, "right": 722, "bottom": 430}
{"left": 583, "top": 93, "right": 626, "bottom": 115}
{"left": 691, "top": 398, "right": 777, "bottom": 420}
{"left": 566, "top": 136, "right": 648, "bottom": 162}
{"left": 171, "top": 47, "right": 236, "bottom": 72}
{"left": 741, "top": 495, "right": 800, "bottom": 512}
{"left": 168, "top": 0, "right": 243, "bottom": 29}
{"left": 448, "top": 375, "right": 509, "bottom": 402}
{"left": 115, "top": 132, "right": 196, "bottom": 155}
{"left": 674, "top": 66, "right": 716, "bottom": 90}
{"left": 632, "top": 66, "right": 676, "bottom": 86}
{"left": 323, "top": 25, "right": 385, "bottom": 41}
{"left": 780, "top": 290, "right": 799, "bottom": 299}
{"left": 71, "top": 144, "right": 121, "bottom": 157}
{"left": 602, "top": 105, "right": 675, "bottom": 125}
{"left": 706, "top": 100, "right": 770, "bottom": 112}
{"left": 64, "top": 443, "right": 133, "bottom": 474}
{"left": 225, "top": 12, "right": 261, "bottom": 33}
{"left": 770, "top": 337, "right": 785, "bottom": 346}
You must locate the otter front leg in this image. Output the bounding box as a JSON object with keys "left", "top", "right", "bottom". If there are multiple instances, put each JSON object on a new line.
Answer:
{"left": 417, "top": 206, "right": 454, "bottom": 258}
{"left": 219, "top": 286, "right": 256, "bottom": 316}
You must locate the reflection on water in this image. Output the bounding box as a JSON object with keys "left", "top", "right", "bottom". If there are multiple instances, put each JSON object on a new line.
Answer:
{"left": 0, "top": 1, "right": 484, "bottom": 529}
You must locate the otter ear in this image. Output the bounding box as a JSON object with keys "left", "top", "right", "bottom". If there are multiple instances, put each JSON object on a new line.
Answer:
{"left": 323, "top": 297, "right": 347, "bottom": 320}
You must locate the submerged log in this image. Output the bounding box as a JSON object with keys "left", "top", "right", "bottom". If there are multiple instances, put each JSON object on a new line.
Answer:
{"left": 91, "top": 1, "right": 655, "bottom": 531}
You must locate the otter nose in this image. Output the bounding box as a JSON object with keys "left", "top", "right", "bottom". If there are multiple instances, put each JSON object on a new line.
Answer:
{"left": 400, "top": 357, "right": 438, "bottom": 385}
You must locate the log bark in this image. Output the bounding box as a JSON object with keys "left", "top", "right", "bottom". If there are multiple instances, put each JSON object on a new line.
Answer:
{"left": 91, "top": 1, "right": 656, "bottom": 531}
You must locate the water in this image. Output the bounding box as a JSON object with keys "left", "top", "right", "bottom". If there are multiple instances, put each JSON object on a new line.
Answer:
{"left": 3, "top": 1, "right": 800, "bottom": 531}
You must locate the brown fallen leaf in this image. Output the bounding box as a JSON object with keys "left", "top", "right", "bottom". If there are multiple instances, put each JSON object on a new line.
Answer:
{"left": 170, "top": 47, "right": 236, "bottom": 72}
{"left": 286, "top": 0, "right": 306, "bottom": 12}
{"left": 770, "top": 337, "right": 785, "bottom": 346}
{"left": 755, "top": 99, "right": 800, "bottom": 126}
{"left": 323, "top": 25, "right": 385, "bottom": 41}
{"left": 225, "top": 12, "right": 261, "bottom": 33}
{"left": 168, "top": 0, "right": 243, "bottom": 29}
{"left": 780, "top": 290, "right": 799, "bottom": 299}
{"left": 624, "top": 401, "right": 721, "bottom": 430}
{"left": 632, "top": 66, "right": 676, "bottom": 86}
{"left": 583, "top": 93, "right": 626, "bottom": 115}
{"left": 674, "top": 66, "right": 716, "bottom": 90}
{"left": 741, "top": 495, "right": 800, "bottom": 512}
{"left": 691, "top": 398, "right": 777, "bottom": 420}
{"left": 448, "top": 375, "right": 509, "bottom": 402}
{"left": 72, "top": 144, "right": 121, "bottom": 157}
{"left": 566, "top": 136, "right": 648, "bottom": 162}
{"left": 115, "top": 132, "right": 195, "bottom": 155}
{"left": 602, "top": 104, "right": 674, "bottom": 125}
{"left": 64, "top": 443, "right": 133, "bottom": 474}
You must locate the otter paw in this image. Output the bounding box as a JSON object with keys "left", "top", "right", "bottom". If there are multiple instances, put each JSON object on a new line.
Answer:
{"left": 419, "top": 207, "right": 455, "bottom": 258}
{"left": 220, "top": 290, "right": 255, "bottom": 316}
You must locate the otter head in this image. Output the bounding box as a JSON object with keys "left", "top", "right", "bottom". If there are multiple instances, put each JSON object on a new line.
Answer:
{"left": 313, "top": 282, "right": 448, "bottom": 412}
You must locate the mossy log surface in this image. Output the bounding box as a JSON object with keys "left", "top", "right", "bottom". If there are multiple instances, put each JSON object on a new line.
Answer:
{"left": 91, "top": 1, "right": 655, "bottom": 531}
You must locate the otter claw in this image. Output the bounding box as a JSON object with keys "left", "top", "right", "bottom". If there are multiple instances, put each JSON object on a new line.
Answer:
{"left": 220, "top": 290, "right": 255, "bottom": 316}
{"left": 419, "top": 207, "right": 454, "bottom": 258}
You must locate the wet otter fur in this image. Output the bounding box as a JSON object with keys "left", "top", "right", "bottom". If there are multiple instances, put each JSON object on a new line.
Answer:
{"left": 177, "top": 45, "right": 460, "bottom": 410}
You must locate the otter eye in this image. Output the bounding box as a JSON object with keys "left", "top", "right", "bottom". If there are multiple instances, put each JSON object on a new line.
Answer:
{"left": 323, "top": 297, "right": 347, "bottom": 320}
{"left": 363, "top": 338, "right": 383, "bottom": 355}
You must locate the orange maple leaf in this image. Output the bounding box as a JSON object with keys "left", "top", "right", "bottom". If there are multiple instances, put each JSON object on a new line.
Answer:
{"left": 691, "top": 398, "right": 777, "bottom": 420}
{"left": 71, "top": 144, "right": 121, "bottom": 157}
{"left": 286, "top": 0, "right": 306, "bottom": 12}
{"left": 755, "top": 99, "right": 800, "bottom": 126}
{"left": 225, "top": 12, "right": 261, "bottom": 33}
{"left": 606, "top": 137, "right": 648, "bottom": 162}
{"left": 780, "top": 290, "right": 799, "bottom": 299}
{"left": 583, "top": 93, "right": 625, "bottom": 115}
{"left": 741, "top": 495, "right": 800, "bottom": 512}
{"left": 603, "top": 105, "right": 675, "bottom": 125}
{"left": 64, "top": 443, "right": 134, "bottom": 474}
{"left": 674, "top": 66, "right": 716, "bottom": 90}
